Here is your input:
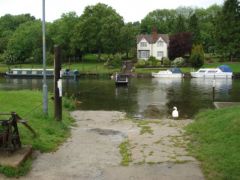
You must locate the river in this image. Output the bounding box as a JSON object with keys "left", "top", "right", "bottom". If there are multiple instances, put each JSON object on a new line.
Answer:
{"left": 0, "top": 77, "right": 239, "bottom": 119}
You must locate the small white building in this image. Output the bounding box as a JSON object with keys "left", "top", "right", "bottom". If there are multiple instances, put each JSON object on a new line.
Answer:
{"left": 137, "top": 31, "right": 169, "bottom": 60}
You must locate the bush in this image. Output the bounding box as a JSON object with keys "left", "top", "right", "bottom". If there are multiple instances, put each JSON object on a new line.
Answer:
{"left": 105, "top": 53, "right": 122, "bottom": 68}
{"left": 172, "top": 57, "right": 185, "bottom": 66}
{"left": 134, "top": 59, "right": 146, "bottom": 68}
{"left": 190, "top": 44, "right": 204, "bottom": 68}
{"left": 147, "top": 56, "right": 158, "bottom": 66}
{"left": 162, "top": 57, "right": 171, "bottom": 66}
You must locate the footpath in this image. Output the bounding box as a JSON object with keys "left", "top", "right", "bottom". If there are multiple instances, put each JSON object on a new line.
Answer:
{"left": 3, "top": 111, "right": 204, "bottom": 180}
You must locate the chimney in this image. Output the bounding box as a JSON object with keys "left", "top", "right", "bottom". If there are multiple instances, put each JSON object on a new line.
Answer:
{"left": 152, "top": 26, "right": 158, "bottom": 42}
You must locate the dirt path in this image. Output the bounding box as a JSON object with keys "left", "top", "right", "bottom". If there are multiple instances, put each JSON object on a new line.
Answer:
{"left": 15, "top": 111, "right": 204, "bottom": 180}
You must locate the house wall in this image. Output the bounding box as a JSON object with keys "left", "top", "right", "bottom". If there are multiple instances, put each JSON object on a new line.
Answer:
{"left": 137, "top": 37, "right": 168, "bottom": 60}
{"left": 152, "top": 37, "right": 168, "bottom": 60}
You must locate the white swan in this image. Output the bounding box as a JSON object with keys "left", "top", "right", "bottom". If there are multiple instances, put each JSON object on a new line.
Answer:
{"left": 172, "top": 107, "right": 179, "bottom": 119}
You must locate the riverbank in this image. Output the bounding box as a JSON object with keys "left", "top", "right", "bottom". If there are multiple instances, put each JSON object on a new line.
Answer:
{"left": 10, "top": 111, "right": 204, "bottom": 180}
{"left": 186, "top": 105, "right": 240, "bottom": 180}
{"left": 0, "top": 90, "right": 74, "bottom": 177}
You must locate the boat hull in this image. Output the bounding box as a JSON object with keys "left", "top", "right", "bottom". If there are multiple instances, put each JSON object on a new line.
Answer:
{"left": 152, "top": 73, "right": 183, "bottom": 78}
{"left": 190, "top": 72, "right": 232, "bottom": 78}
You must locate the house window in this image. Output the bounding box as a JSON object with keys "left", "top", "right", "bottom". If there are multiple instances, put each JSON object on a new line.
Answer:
{"left": 140, "top": 42, "right": 147, "bottom": 47}
{"left": 157, "top": 41, "right": 164, "bottom": 47}
{"left": 139, "top": 51, "right": 149, "bottom": 58}
{"left": 157, "top": 51, "right": 163, "bottom": 57}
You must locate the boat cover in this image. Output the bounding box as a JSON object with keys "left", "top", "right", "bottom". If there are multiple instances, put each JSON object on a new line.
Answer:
{"left": 218, "top": 65, "right": 232, "bottom": 72}
{"left": 170, "top": 68, "right": 182, "bottom": 74}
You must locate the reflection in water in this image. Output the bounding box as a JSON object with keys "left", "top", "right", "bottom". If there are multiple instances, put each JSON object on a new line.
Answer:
{"left": 0, "top": 77, "right": 239, "bottom": 119}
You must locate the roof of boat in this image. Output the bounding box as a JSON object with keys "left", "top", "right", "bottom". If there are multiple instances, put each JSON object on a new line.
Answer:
{"left": 218, "top": 65, "right": 232, "bottom": 72}
{"left": 170, "top": 68, "right": 182, "bottom": 73}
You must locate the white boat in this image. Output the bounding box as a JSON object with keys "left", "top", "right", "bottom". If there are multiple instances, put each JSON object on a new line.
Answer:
{"left": 190, "top": 65, "right": 233, "bottom": 79}
{"left": 152, "top": 68, "right": 183, "bottom": 78}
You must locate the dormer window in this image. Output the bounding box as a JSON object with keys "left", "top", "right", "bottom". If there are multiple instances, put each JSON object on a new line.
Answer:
{"left": 140, "top": 42, "right": 147, "bottom": 47}
{"left": 157, "top": 41, "right": 164, "bottom": 47}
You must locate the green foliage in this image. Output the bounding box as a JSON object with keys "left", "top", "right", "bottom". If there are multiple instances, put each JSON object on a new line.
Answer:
{"left": 3, "top": 20, "right": 50, "bottom": 64}
{"left": 147, "top": 56, "right": 158, "bottom": 66}
{"left": 162, "top": 57, "right": 171, "bottom": 66}
{"left": 134, "top": 59, "right": 146, "bottom": 68}
{"left": 140, "top": 9, "right": 176, "bottom": 33}
{"left": 73, "top": 3, "right": 124, "bottom": 55}
{"left": 172, "top": 57, "right": 185, "bottom": 66}
{"left": 174, "top": 14, "right": 187, "bottom": 33}
{"left": 105, "top": 53, "right": 122, "bottom": 68}
{"left": 190, "top": 44, "right": 205, "bottom": 68}
{"left": 186, "top": 106, "right": 240, "bottom": 180}
{"left": 216, "top": 0, "right": 240, "bottom": 60}
{"left": 119, "top": 140, "right": 132, "bottom": 166}
{"left": 189, "top": 13, "right": 202, "bottom": 44}
{"left": 0, "top": 159, "right": 32, "bottom": 177}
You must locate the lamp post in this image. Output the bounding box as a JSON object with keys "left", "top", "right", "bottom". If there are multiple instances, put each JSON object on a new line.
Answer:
{"left": 42, "top": 0, "right": 48, "bottom": 115}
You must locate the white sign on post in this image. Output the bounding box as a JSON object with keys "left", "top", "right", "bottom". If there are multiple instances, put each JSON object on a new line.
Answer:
{"left": 57, "top": 79, "right": 62, "bottom": 97}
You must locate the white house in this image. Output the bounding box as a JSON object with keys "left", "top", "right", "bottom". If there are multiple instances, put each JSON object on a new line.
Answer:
{"left": 137, "top": 31, "right": 169, "bottom": 60}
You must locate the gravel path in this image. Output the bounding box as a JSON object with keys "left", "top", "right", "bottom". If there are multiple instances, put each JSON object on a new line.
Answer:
{"left": 8, "top": 111, "right": 204, "bottom": 180}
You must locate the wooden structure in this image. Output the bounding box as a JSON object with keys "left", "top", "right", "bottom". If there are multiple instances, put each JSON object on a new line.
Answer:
{"left": 0, "top": 112, "right": 36, "bottom": 152}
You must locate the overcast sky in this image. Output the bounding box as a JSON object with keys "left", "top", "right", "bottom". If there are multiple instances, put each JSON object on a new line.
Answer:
{"left": 0, "top": 0, "right": 224, "bottom": 22}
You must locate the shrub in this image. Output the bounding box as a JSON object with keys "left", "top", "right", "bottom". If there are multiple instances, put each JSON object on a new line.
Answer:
{"left": 104, "top": 53, "right": 122, "bottom": 68}
{"left": 172, "top": 57, "right": 185, "bottom": 66}
{"left": 147, "top": 56, "right": 158, "bottom": 66}
{"left": 190, "top": 44, "right": 204, "bottom": 68}
{"left": 135, "top": 59, "right": 146, "bottom": 68}
{"left": 162, "top": 57, "right": 171, "bottom": 66}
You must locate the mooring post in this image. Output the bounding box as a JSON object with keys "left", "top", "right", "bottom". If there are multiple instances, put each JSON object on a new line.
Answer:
{"left": 54, "top": 45, "right": 62, "bottom": 121}
{"left": 212, "top": 79, "right": 216, "bottom": 101}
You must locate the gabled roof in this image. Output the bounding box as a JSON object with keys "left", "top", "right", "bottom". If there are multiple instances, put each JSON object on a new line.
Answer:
{"left": 137, "top": 34, "right": 169, "bottom": 45}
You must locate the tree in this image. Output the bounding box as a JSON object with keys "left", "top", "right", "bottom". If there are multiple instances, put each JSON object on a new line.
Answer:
{"left": 188, "top": 13, "right": 201, "bottom": 44}
{"left": 173, "top": 14, "right": 187, "bottom": 33}
{"left": 195, "top": 5, "right": 222, "bottom": 53}
{"left": 168, "top": 32, "right": 192, "bottom": 60}
{"left": 4, "top": 20, "right": 51, "bottom": 64}
{"left": 140, "top": 9, "right": 176, "bottom": 34}
{"left": 216, "top": 0, "right": 240, "bottom": 60}
{"left": 73, "top": 3, "right": 124, "bottom": 60}
{"left": 119, "top": 23, "right": 139, "bottom": 59}
{"left": 0, "top": 14, "right": 35, "bottom": 54}
{"left": 49, "top": 12, "right": 79, "bottom": 61}
{"left": 190, "top": 44, "right": 204, "bottom": 68}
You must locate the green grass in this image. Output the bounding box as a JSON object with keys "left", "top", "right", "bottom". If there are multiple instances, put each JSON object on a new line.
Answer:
{"left": 186, "top": 106, "right": 240, "bottom": 180}
{"left": 119, "top": 140, "right": 132, "bottom": 166}
{"left": 0, "top": 90, "right": 74, "bottom": 177}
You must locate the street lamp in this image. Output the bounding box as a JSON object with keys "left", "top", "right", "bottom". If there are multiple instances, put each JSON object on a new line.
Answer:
{"left": 42, "top": 0, "right": 48, "bottom": 114}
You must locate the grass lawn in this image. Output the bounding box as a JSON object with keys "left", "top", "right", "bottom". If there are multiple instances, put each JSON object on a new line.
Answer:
{"left": 186, "top": 106, "right": 240, "bottom": 180}
{"left": 0, "top": 90, "right": 74, "bottom": 177}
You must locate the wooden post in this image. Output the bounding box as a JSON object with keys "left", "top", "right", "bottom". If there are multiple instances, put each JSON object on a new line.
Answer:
{"left": 212, "top": 79, "right": 216, "bottom": 102}
{"left": 54, "top": 45, "right": 62, "bottom": 121}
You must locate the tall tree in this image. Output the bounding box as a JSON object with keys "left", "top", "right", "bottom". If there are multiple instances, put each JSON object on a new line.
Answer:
{"left": 49, "top": 12, "right": 79, "bottom": 61}
{"left": 174, "top": 14, "right": 187, "bottom": 33}
{"left": 73, "top": 3, "right": 124, "bottom": 59}
{"left": 140, "top": 9, "right": 176, "bottom": 34}
{"left": 4, "top": 20, "right": 51, "bottom": 64}
{"left": 120, "top": 23, "right": 139, "bottom": 58}
{"left": 188, "top": 13, "right": 201, "bottom": 44}
{"left": 216, "top": 0, "right": 240, "bottom": 60}
{"left": 0, "top": 14, "right": 35, "bottom": 54}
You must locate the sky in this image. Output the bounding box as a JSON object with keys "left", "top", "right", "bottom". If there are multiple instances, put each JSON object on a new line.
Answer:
{"left": 0, "top": 0, "right": 224, "bottom": 22}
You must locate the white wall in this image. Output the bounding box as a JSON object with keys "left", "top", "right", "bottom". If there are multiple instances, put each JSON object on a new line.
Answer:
{"left": 137, "top": 37, "right": 168, "bottom": 60}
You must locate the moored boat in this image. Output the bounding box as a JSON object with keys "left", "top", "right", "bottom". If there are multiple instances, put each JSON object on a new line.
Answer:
{"left": 190, "top": 65, "right": 232, "bottom": 79}
{"left": 115, "top": 73, "right": 128, "bottom": 86}
{"left": 5, "top": 68, "right": 79, "bottom": 78}
{"left": 152, "top": 68, "right": 183, "bottom": 78}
